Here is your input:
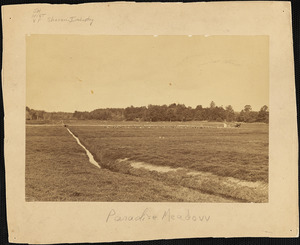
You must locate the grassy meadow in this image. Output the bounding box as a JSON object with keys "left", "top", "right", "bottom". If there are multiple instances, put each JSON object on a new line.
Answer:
{"left": 26, "top": 125, "right": 234, "bottom": 202}
{"left": 69, "top": 123, "right": 268, "bottom": 182}
{"left": 26, "top": 121, "right": 268, "bottom": 202}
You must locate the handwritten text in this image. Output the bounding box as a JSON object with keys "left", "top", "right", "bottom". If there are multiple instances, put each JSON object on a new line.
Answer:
{"left": 106, "top": 208, "right": 210, "bottom": 223}
{"left": 32, "top": 8, "right": 94, "bottom": 26}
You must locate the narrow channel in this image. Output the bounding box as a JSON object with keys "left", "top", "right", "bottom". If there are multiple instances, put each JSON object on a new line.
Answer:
{"left": 66, "top": 127, "right": 101, "bottom": 168}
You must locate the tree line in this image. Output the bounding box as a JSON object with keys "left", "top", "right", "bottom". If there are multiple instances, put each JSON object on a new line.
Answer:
{"left": 26, "top": 102, "right": 269, "bottom": 123}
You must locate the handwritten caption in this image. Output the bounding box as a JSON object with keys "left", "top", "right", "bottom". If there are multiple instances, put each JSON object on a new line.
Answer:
{"left": 32, "top": 8, "right": 94, "bottom": 26}
{"left": 106, "top": 208, "right": 210, "bottom": 223}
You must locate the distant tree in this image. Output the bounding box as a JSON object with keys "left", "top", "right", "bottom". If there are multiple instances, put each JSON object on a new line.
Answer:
{"left": 237, "top": 110, "right": 245, "bottom": 122}
{"left": 26, "top": 102, "right": 270, "bottom": 123}
{"left": 31, "top": 112, "right": 37, "bottom": 120}
{"left": 73, "top": 111, "right": 91, "bottom": 120}
{"left": 210, "top": 101, "right": 216, "bottom": 109}
{"left": 160, "top": 105, "right": 169, "bottom": 121}
{"left": 166, "top": 106, "right": 177, "bottom": 121}
{"left": 124, "top": 106, "right": 137, "bottom": 121}
{"left": 248, "top": 111, "right": 259, "bottom": 123}
{"left": 237, "top": 105, "right": 258, "bottom": 122}
{"left": 195, "top": 105, "right": 203, "bottom": 110}
{"left": 194, "top": 105, "right": 204, "bottom": 121}
{"left": 26, "top": 107, "right": 31, "bottom": 120}
{"left": 225, "top": 105, "right": 235, "bottom": 122}
{"left": 43, "top": 112, "right": 52, "bottom": 120}
{"left": 35, "top": 110, "right": 45, "bottom": 120}
{"left": 175, "top": 104, "right": 186, "bottom": 121}
{"left": 148, "top": 104, "right": 166, "bottom": 121}
{"left": 243, "top": 105, "right": 252, "bottom": 122}
{"left": 213, "top": 106, "right": 226, "bottom": 121}
{"left": 244, "top": 105, "right": 252, "bottom": 113}
{"left": 257, "top": 105, "right": 269, "bottom": 123}
{"left": 169, "top": 103, "right": 177, "bottom": 108}
{"left": 182, "top": 106, "right": 194, "bottom": 121}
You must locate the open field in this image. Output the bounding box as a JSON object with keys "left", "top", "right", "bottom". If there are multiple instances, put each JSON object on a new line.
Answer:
{"left": 69, "top": 122, "right": 268, "bottom": 182}
{"left": 26, "top": 125, "right": 235, "bottom": 202}
{"left": 26, "top": 121, "right": 268, "bottom": 202}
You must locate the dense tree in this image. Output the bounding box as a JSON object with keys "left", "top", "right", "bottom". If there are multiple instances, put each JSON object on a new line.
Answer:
{"left": 208, "top": 106, "right": 226, "bottom": 121}
{"left": 73, "top": 111, "right": 91, "bottom": 120}
{"left": 89, "top": 108, "right": 125, "bottom": 121}
{"left": 237, "top": 105, "right": 249, "bottom": 122}
{"left": 26, "top": 108, "right": 73, "bottom": 120}
{"left": 225, "top": 105, "right": 235, "bottom": 122}
{"left": 166, "top": 106, "right": 177, "bottom": 121}
{"left": 244, "top": 105, "right": 252, "bottom": 112}
{"left": 148, "top": 104, "right": 168, "bottom": 121}
{"left": 194, "top": 105, "right": 205, "bottom": 121}
{"left": 237, "top": 105, "right": 263, "bottom": 123}
{"left": 210, "top": 101, "right": 216, "bottom": 109}
{"left": 26, "top": 102, "right": 269, "bottom": 123}
{"left": 257, "top": 105, "right": 269, "bottom": 123}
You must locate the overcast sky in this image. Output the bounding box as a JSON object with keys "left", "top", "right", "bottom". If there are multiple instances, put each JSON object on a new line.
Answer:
{"left": 26, "top": 35, "right": 269, "bottom": 112}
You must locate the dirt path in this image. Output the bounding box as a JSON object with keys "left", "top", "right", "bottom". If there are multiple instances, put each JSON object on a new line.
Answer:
{"left": 66, "top": 127, "right": 101, "bottom": 168}
{"left": 109, "top": 159, "right": 268, "bottom": 203}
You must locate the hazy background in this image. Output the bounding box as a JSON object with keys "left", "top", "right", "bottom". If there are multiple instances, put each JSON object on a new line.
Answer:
{"left": 26, "top": 35, "right": 269, "bottom": 112}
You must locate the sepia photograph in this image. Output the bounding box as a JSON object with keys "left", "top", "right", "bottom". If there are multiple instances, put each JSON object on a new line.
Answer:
{"left": 25, "top": 34, "right": 269, "bottom": 203}
{"left": 3, "top": 2, "right": 298, "bottom": 242}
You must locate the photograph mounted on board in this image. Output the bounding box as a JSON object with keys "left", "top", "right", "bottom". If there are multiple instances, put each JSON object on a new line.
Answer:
{"left": 26, "top": 35, "right": 269, "bottom": 203}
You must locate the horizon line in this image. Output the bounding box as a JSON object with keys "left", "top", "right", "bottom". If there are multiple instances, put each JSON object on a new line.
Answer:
{"left": 26, "top": 103, "right": 268, "bottom": 114}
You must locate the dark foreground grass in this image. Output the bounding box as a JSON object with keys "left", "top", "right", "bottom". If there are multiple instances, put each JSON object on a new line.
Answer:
{"left": 69, "top": 123, "right": 268, "bottom": 183}
{"left": 26, "top": 126, "right": 233, "bottom": 202}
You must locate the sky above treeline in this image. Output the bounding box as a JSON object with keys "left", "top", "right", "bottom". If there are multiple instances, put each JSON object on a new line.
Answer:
{"left": 26, "top": 35, "right": 269, "bottom": 113}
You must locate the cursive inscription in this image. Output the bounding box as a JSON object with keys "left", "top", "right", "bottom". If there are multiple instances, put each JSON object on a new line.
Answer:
{"left": 31, "top": 8, "right": 94, "bottom": 26}
{"left": 47, "top": 16, "right": 94, "bottom": 26}
{"left": 106, "top": 208, "right": 210, "bottom": 223}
